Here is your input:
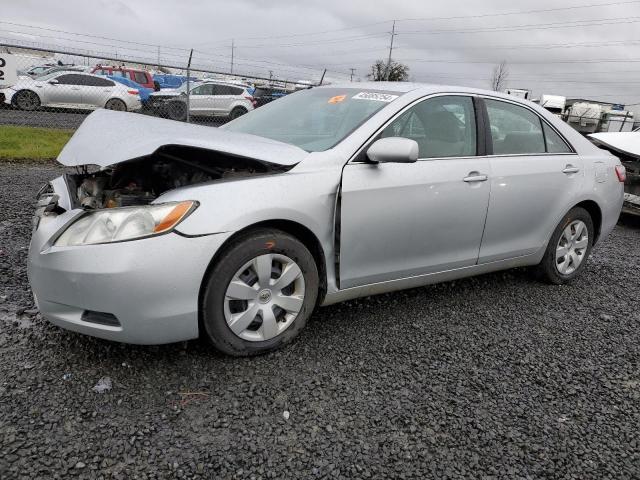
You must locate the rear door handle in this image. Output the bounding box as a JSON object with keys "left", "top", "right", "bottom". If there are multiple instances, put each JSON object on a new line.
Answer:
{"left": 463, "top": 173, "right": 488, "bottom": 183}
{"left": 562, "top": 165, "right": 580, "bottom": 174}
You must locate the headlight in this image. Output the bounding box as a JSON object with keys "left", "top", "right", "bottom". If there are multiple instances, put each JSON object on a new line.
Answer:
{"left": 54, "top": 201, "right": 197, "bottom": 247}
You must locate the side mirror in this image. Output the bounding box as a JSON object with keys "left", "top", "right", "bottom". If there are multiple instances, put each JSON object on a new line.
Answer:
{"left": 366, "top": 137, "right": 419, "bottom": 164}
{"left": 48, "top": 79, "right": 58, "bottom": 85}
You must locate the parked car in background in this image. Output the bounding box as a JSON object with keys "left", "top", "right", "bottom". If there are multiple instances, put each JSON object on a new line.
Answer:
{"left": 153, "top": 74, "right": 199, "bottom": 90}
{"left": 589, "top": 131, "right": 640, "bottom": 215}
{"left": 2, "top": 71, "right": 141, "bottom": 112}
{"left": 29, "top": 83, "right": 623, "bottom": 356}
{"left": 19, "top": 63, "right": 85, "bottom": 78}
{"left": 252, "top": 86, "right": 288, "bottom": 107}
{"left": 147, "top": 80, "right": 255, "bottom": 120}
{"left": 91, "top": 65, "right": 156, "bottom": 91}
{"left": 104, "top": 75, "right": 153, "bottom": 104}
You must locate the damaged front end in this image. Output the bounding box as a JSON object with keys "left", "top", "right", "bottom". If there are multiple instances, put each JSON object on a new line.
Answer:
{"left": 66, "top": 144, "right": 291, "bottom": 210}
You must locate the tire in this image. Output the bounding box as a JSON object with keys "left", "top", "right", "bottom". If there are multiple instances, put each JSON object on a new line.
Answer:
{"left": 166, "top": 101, "right": 187, "bottom": 121}
{"left": 105, "top": 98, "right": 127, "bottom": 112}
{"left": 201, "top": 229, "right": 319, "bottom": 356}
{"left": 12, "top": 90, "right": 40, "bottom": 111}
{"left": 229, "top": 106, "right": 248, "bottom": 120}
{"left": 534, "top": 207, "right": 594, "bottom": 284}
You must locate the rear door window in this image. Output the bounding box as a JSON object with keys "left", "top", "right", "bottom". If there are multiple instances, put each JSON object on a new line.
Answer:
{"left": 485, "top": 99, "right": 546, "bottom": 155}
{"left": 543, "top": 123, "right": 572, "bottom": 153}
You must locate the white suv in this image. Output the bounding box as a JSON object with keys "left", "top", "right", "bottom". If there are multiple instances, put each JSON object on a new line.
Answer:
{"left": 148, "top": 81, "right": 256, "bottom": 121}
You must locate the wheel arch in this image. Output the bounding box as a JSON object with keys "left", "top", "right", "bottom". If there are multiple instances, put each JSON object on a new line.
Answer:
{"left": 574, "top": 199, "right": 603, "bottom": 244}
{"left": 197, "top": 219, "right": 328, "bottom": 332}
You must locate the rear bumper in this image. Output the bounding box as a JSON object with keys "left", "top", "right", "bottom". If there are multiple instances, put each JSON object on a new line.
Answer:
{"left": 29, "top": 210, "right": 233, "bottom": 344}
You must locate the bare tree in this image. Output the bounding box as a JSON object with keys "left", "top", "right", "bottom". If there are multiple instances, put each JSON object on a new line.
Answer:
{"left": 369, "top": 59, "right": 410, "bottom": 82}
{"left": 490, "top": 61, "right": 509, "bottom": 92}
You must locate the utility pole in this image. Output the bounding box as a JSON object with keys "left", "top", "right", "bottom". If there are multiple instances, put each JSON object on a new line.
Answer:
{"left": 384, "top": 20, "right": 397, "bottom": 81}
{"left": 230, "top": 39, "right": 235, "bottom": 74}
{"left": 157, "top": 45, "right": 161, "bottom": 69}
{"left": 350, "top": 68, "right": 356, "bottom": 82}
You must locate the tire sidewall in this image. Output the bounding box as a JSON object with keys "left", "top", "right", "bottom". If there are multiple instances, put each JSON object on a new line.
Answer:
{"left": 543, "top": 207, "right": 594, "bottom": 283}
{"left": 230, "top": 107, "right": 247, "bottom": 120}
{"left": 105, "top": 99, "right": 127, "bottom": 112}
{"left": 202, "top": 230, "right": 319, "bottom": 356}
{"left": 14, "top": 90, "right": 40, "bottom": 111}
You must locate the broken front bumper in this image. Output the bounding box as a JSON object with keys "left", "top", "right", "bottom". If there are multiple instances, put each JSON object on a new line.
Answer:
{"left": 28, "top": 207, "right": 232, "bottom": 344}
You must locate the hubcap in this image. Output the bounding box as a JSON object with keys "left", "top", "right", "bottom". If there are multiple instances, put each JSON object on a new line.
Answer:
{"left": 555, "top": 220, "right": 589, "bottom": 275}
{"left": 223, "top": 253, "right": 305, "bottom": 342}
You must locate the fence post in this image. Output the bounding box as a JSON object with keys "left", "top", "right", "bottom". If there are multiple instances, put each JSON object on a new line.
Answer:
{"left": 186, "top": 48, "right": 193, "bottom": 123}
{"left": 619, "top": 111, "right": 630, "bottom": 132}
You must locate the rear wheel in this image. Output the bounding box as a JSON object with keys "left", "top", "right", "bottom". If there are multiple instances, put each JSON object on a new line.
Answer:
{"left": 13, "top": 90, "right": 40, "bottom": 111}
{"left": 229, "top": 106, "right": 248, "bottom": 120}
{"left": 105, "top": 98, "right": 127, "bottom": 111}
{"left": 201, "top": 229, "right": 319, "bottom": 356}
{"left": 535, "top": 207, "right": 594, "bottom": 284}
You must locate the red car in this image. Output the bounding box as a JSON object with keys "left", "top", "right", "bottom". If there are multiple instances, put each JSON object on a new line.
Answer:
{"left": 91, "top": 65, "right": 156, "bottom": 90}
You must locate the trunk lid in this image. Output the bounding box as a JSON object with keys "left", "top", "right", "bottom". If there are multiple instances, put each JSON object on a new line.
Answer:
{"left": 57, "top": 109, "right": 308, "bottom": 168}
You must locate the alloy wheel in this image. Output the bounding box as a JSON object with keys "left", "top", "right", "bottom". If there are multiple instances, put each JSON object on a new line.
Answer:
{"left": 555, "top": 220, "right": 589, "bottom": 275}
{"left": 223, "top": 253, "right": 305, "bottom": 342}
{"left": 16, "top": 91, "right": 39, "bottom": 110}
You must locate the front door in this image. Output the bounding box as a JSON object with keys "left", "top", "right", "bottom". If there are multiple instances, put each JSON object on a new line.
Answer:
{"left": 339, "top": 95, "right": 492, "bottom": 289}
{"left": 46, "top": 73, "right": 85, "bottom": 106}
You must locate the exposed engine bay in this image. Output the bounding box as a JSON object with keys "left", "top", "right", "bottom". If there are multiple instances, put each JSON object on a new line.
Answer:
{"left": 66, "top": 145, "right": 291, "bottom": 209}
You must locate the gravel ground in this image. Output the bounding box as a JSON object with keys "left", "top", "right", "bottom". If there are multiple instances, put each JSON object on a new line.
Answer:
{"left": 1, "top": 162, "right": 639, "bottom": 479}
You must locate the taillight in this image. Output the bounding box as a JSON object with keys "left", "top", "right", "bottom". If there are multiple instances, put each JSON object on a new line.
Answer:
{"left": 245, "top": 95, "right": 257, "bottom": 107}
{"left": 615, "top": 165, "right": 626, "bottom": 182}
{"left": 127, "top": 89, "right": 139, "bottom": 95}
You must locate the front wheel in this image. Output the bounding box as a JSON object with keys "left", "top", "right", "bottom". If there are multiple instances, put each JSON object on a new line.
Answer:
{"left": 201, "top": 229, "right": 319, "bottom": 356}
{"left": 534, "top": 207, "right": 594, "bottom": 284}
{"left": 13, "top": 90, "right": 40, "bottom": 111}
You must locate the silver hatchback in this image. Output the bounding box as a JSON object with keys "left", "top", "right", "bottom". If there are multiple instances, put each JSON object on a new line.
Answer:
{"left": 28, "top": 83, "right": 624, "bottom": 356}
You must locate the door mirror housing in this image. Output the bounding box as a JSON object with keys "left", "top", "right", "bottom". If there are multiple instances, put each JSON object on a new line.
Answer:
{"left": 48, "top": 79, "right": 58, "bottom": 85}
{"left": 366, "top": 137, "right": 419, "bottom": 164}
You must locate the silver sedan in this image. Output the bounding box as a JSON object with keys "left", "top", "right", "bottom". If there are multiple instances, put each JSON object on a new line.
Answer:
{"left": 28, "top": 83, "right": 624, "bottom": 356}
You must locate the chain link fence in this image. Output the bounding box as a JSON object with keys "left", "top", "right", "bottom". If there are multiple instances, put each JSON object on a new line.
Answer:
{"left": 0, "top": 43, "right": 317, "bottom": 130}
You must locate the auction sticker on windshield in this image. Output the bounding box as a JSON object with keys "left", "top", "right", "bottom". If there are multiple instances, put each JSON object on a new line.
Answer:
{"left": 352, "top": 92, "right": 399, "bottom": 102}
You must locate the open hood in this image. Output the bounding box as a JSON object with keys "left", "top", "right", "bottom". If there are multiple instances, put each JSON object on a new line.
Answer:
{"left": 589, "top": 132, "right": 640, "bottom": 160}
{"left": 57, "top": 109, "right": 308, "bottom": 168}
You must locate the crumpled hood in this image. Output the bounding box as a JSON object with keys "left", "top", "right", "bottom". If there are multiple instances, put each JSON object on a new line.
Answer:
{"left": 57, "top": 109, "right": 309, "bottom": 168}
{"left": 589, "top": 132, "right": 640, "bottom": 159}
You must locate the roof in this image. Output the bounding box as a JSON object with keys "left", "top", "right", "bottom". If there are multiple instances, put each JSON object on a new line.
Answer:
{"left": 319, "top": 81, "right": 540, "bottom": 103}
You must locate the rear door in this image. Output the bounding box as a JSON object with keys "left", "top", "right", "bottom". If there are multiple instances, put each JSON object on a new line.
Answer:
{"left": 80, "top": 76, "right": 117, "bottom": 108}
{"left": 478, "top": 98, "right": 582, "bottom": 263}
{"left": 339, "top": 95, "right": 492, "bottom": 288}
{"left": 216, "top": 85, "right": 244, "bottom": 115}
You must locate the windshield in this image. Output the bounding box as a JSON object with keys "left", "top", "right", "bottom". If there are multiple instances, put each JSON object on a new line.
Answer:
{"left": 224, "top": 88, "right": 400, "bottom": 152}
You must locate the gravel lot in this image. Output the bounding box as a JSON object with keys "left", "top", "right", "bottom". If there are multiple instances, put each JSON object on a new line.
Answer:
{"left": 1, "top": 162, "right": 639, "bottom": 479}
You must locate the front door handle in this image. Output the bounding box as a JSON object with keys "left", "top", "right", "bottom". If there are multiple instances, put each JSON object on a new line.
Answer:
{"left": 562, "top": 165, "right": 580, "bottom": 174}
{"left": 463, "top": 173, "right": 488, "bottom": 183}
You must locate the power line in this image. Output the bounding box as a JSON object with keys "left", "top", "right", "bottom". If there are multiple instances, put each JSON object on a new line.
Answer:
{"left": 193, "top": 0, "right": 640, "bottom": 45}
{"left": 398, "top": 16, "right": 640, "bottom": 35}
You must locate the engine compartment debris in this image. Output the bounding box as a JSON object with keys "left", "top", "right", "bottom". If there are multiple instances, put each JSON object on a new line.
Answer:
{"left": 68, "top": 145, "right": 290, "bottom": 210}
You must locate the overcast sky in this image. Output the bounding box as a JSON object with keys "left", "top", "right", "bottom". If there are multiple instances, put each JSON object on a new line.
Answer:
{"left": 2, "top": 0, "right": 640, "bottom": 109}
